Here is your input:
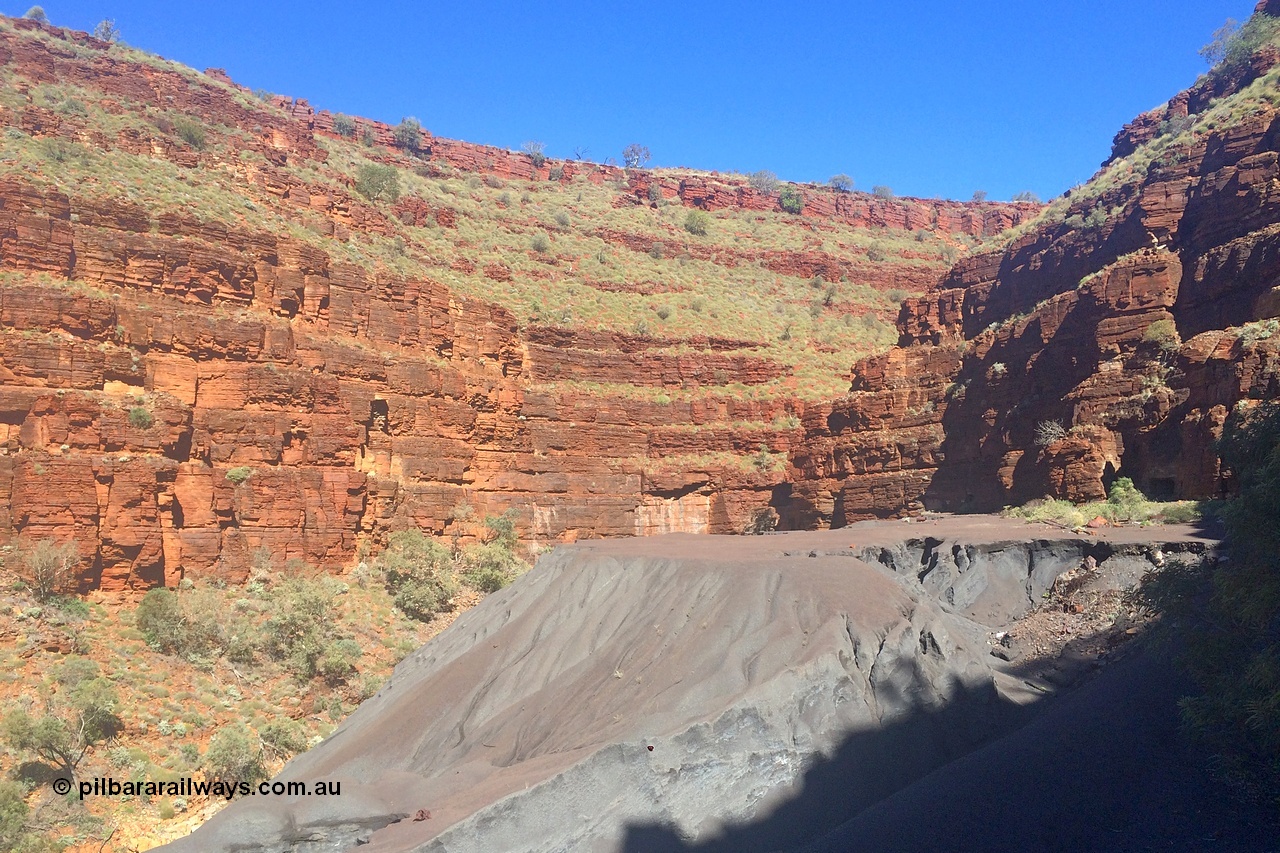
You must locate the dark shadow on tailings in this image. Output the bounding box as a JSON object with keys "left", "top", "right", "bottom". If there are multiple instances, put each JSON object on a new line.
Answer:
{"left": 623, "top": 639, "right": 1279, "bottom": 853}
{"left": 620, "top": 664, "right": 1034, "bottom": 853}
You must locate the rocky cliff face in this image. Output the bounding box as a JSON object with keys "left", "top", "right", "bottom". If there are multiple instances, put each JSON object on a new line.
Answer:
{"left": 2, "top": 8, "right": 1277, "bottom": 589}
{"left": 790, "top": 23, "right": 1280, "bottom": 524}
{"left": 0, "top": 16, "right": 1038, "bottom": 590}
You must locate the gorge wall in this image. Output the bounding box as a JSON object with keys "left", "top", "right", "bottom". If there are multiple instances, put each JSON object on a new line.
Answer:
{"left": 1, "top": 11, "right": 1278, "bottom": 592}
{"left": 787, "top": 22, "right": 1280, "bottom": 527}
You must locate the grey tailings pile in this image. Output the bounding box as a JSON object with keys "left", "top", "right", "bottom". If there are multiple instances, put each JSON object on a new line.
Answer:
{"left": 160, "top": 516, "right": 1221, "bottom": 853}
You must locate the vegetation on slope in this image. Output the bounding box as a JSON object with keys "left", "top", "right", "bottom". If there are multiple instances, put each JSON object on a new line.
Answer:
{"left": 987, "top": 7, "right": 1280, "bottom": 252}
{"left": 1136, "top": 402, "right": 1280, "bottom": 811}
{"left": 1003, "top": 477, "right": 1202, "bottom": 528}
{"left": 0, "top": 527, "right": 526, "bottom": 851}
{"left": 0, "top": 14, "right": 990, "bottom": 401}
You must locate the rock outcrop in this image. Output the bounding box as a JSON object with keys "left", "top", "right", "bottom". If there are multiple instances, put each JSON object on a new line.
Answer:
{"left": 790, "top": 38, "right": 1280, "bottom": 523}
{"left": 3, "top": 9, "right": 1280, "bottom": 587}
{"left": 1, "top": 18, "right": 1023, "bottom": 589}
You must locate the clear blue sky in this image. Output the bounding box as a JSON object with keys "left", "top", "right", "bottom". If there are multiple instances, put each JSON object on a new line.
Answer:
{"left": 5, "top": 1, "right": 1258, "bottom": 200}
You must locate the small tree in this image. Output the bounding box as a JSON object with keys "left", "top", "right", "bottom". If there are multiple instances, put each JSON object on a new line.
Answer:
{"left": 393, "top": 117, "right": 423, "bottom": 152}
{"left": 1, "top": 659, "right": 121, "bottom": 775}
{"left": 92, "top": 19, "right": 120, "bottom": 43}
{"left": 355, "top": 164, "right": 400, "bottom": 203}
{"left": 684, "top": 209, "right": 710, "bottom": 236}
{"left": 621, "top": 143, "right": 651, "bottom": 169}
{"left": 23, "top": 6, "right": 47, "bottom": 23}
{"left": 17, "top": 538, "right": 79, "bottom": 601}
{"left": 777, "top": 185, "right": 804, "bottom": 214}
{"left": 749, "top": 170, "right": 780, "bottom": 195}
{"left": 872, "top": 185, "right": 894, "bottom": 199}
{"left": 971, "top": 190, "right": 988, "bottom": 202}
{"left": 263, "top": 578, "right": 342, "bottom": 681}
{"left": 332, "top": 114, "right": 355, "bottom": 138}
{"left": 521, "top": 141, "right": 547, "bottom": 169}
{"left": 1012, "top": 190, "right": 1041, "bottom": 203}
{"left": 1201, "top": 13, "right": 1280, "bottom": 70}
{"left": 828, "top": 174, "right": 854, "bottom": 193}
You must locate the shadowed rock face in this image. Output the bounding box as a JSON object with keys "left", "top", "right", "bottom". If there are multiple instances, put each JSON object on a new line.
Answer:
{"left": 160, "top": 518, "right": 1211, "bottom": 853}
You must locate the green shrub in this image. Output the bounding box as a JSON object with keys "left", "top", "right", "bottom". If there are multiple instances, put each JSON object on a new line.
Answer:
{"left": 58, "top": 99, "right": 88, "bottom": 117}
{"left": 647, "top": 182, "right": 663, "bottom": 203}
{"left": 1201, "top": 13, "right": 1280, "bottom": 70}
{"left": 135, "top": 586, "right": 226, "bottom": 661}
{"left": 317, "top": 639, "right": 361, "bottom": 686}
{"left": 872, "top": 185, "right": 895, "bottom": 199}
{"left": 23, "top": 6, "right": 47, "bottom": 22}
{"left": 331, "top": 114, "right": 355, "bottom": 138}
{"left": 531, "top": 232, "right": 551, "bottom": 253}
{"left": 459, "top": 543, "right": 519, "bottom": 593}
{"left": 648, "top": 242, "right": 665, "bottom": 260}
{"left": 226, "top": 466, "right": 254, "bottom": 485}
{"left": 0, "top": 781, "right": 30, "bottom": 851}
{"left": 375, "top": 530, "right": 458, "bottom": 622}
{"left": 129, "top": 406, "right": 154, "bottom": 429}
{"left": 263, "top": 578, "right": 342, "bottom": 680}
{"left": 554, "top": 211, "right": 571, "bottom": 228}
{"left": 777, "top": 186, "right": 804, "bottom": 214}
{"left": 971, "top": 190, "right": 988, "bottom": 202}
{"left": 1012, "top": 190, "right": 1041, "bottom": 203}
{"left": 828, "top": 174, "right": 854, "bottom": 192}
{"left": 204, "top": 724, "right": 265, "bottom": 784}
{"left": 393, "top": 117, "right": 423, "bottom": 152}
{"left": 548, "top": 165, "right": 564, "bottom": 181}
{"left": 354, "top": 164, "right": 400, "bottom": 203}
{"left": 361, "top": 127, "right": 377, "bottom": 147}
{"left": 172, "top": 117, "right": 206, "bottom": 150}
{"left": 684, "top": 209, "right": 710, "bottom": 236}
{"left": 260, "top": 719, "right": 307, "bottom": 761}
{"left": 1143, "top": 318, "right": 1181, "bottom": 352}
{"left": 136, "top": 589, "right": 185, "bottom": 653}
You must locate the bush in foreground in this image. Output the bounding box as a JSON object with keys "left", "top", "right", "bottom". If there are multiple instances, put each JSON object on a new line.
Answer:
{"left": 1146, "top": 401, "right": 1280, "bottom": 804}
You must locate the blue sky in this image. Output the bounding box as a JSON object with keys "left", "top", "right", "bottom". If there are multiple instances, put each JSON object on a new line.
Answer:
{"left": 5, "top": 1, "right": 1258, "bottom": 200}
